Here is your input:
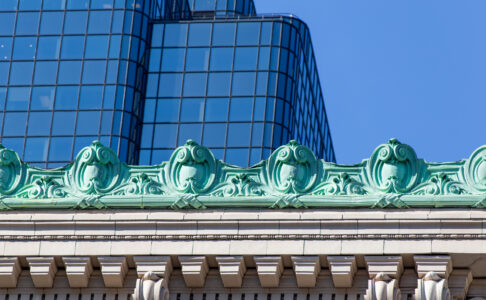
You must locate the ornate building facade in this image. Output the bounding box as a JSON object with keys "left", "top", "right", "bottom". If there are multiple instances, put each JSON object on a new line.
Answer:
{"left": 0, "top": 139, "right": 485, "bottom": 299}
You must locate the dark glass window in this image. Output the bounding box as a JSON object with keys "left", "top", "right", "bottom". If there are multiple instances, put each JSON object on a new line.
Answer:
{"left": 234, "top": 47, "right": 258, "bottom": 70}
{"left": 76, "top": 111, "right": 100, "bottom": 135}
{"left": 203, "top": 124, "right": 226, "bottom": 147}
{"left": 207, "top": 73, "right": 230, "bottom": 97}
{"left": 52, "top": 111, "right": 76, "bottom": 135}
{"left": 6, "top": 87, "right": 30, "bottom": 110}
{"left": 232, "top": 72, "right": 255, "bottom": 96}
{"left": 158, "top": 74, "right": 183, "bottom": 97}
{"left": 58, "top": 61, "right": 82, "bottom": 84}
{"left": 210, "top": 48, "right": 233, "bottom": 71}
{"left": 13, "top": 37, "right": 36, "bottom": 60}
{"left": 178, "top": 123, "right": 202, "bottom": 144}
{"left": 185, "top": 48, "right": 209, "bottom": 71}
{"left": 205, "top": 98, "right": 228, "bottom": 122}
{"left": 229, "top": 98, "right": 253, "bottom": 121}
{"left": 153, "top": 124, "right": 177, "bottom": 147}
{"left": 85, "top": 36, "right": 109, "bottom": 59}
{"left": 236, "top": 22, "right": 259, "bottom": 45}
{"left": 161, "top": 48, "right": 185, "bottom": 72}
{"left": 9, "top": 62, "right": 33, "bottom": 85}
{"left": 164, "top": 24, "right": 187, "bottom": 47}
{"left": 183, "top": 73, "right": 206, "bottom": 97}
{"left": 156, "top": 99, "right": 179, "bottom": 122}
{"left": 0, "top": 38, "right": 12, "bottom": 61}
{"left": 4, "top": 112, "right": 27, "bottom": 136}
{"left": 40, "top": 12, "right": 64, "bottom": 35}
{"left": 55, "top": 86, "right": 78, "bottom": 109}
{"left": 49, "top": 137, "right": 73, "bottom": 161}
{"left": 24, "top": 137, "right": 48, "bottom": 161}
{"left": 0, "top": 0, "right": 18, "bottom": 11}
{"left": 180, "top": 98, "right": 204, "bottom": 122}
{"left": 27, "top": 112, "right": 51, "bottom": 136}
{"left": 34, "top": 61, "right": 58, "bottom": 85}
{"left": 88, "top": 11, "right": 112, "bottom": 34}
{"left": 79, "top": 86, "right": 103, "bottom": 109}
{"left": 64, "top": 11, "right": 87, "bottom": 34}
{"left": 61, "top": 36, "right": 85, "bottom": 59}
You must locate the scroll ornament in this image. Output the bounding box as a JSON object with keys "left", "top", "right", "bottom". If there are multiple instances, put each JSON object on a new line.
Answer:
{"left": 133, "top": 272, "right": 169, "bottom": 300}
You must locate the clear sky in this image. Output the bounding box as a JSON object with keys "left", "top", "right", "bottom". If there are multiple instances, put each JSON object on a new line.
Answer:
{"left": 255, "top": 0, "right": 486, "bottom": 164}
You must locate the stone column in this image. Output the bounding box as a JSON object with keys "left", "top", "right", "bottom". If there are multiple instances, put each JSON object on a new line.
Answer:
{"left": 364, "top": 256, "right": 403, "bottom": 300}
{"left": 414, "top": 256, "right": 452, "bottom": 300}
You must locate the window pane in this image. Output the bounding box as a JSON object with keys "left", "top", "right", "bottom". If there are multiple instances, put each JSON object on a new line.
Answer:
{"left": 153, "top": 124, "right": 177, "bottom": 148}
{"left": 207, "top": 73, "right": 230, "bottom": 97}
{"left": 0, "top": 0, "right": 17, "bottom": 11}
{"left": 205, "top": 98, "right": 228, "bottom": 122}
{"left": 227, "top": 123, "right": 251, "bottom": 147}
{"left": 55, "top": 86, "right": 78, "bottom": 109}
{"left": 82, "top": 61, "right": 106, "bottom": 84}
{"left": 37, "top": 36, "right": 61, "bottom": 59}
{"left": 2, "top": 138, "right": 24, "bottom": 157}
{"left": 226, "top": 149, "right": 249, "bottom": 167}
{"left": 183, "top": 73, "right": 207, "bottom": 97}
{"left": 185, "top": 48, "right": 209, "bottom": 71}
{"left": 49, "top": 137, "right": 73, "bottom": 161}
{"left": 27, "top": 112, "right": 51, "bottom": 136}
{"left": 64, "top": 11, "right": 88, "bottom": 34}
{"left": 13, "top": 37, "right": 36, "bottom": 60}
{"left": 31, "top": 87, "right": 54, "bottom": 110}
{"left": 52, "top": 112, "right": 76, "bottom": 135}
{"left": 229, "top": 98, "right": 253, "bottom": 121}
{"left": 234, "top": 47, "right": 258, "bottom": 70}
{"left": 91, "top": 0, "right": 113, "bottom": 9}
{"left": 156, "top": 99, "right": 179, "bottom": 122}
{"left": 24, "top": 138, "right": 48, "bottom": 162}
{"left": 178, "top": 124, "right": 202, "bottom": 145}
{"left": 88, "top": 11, "right": 112, "bottom": 34}
{"left": 58, "top": 61, "right": 82, "bottom": 84}
{"left": 16, "top": 12, "right": 39, "bottom": 35}
{"left": 164, "top": 24, "right": 187, "bottom": 47}
{"left": 0, "top": 38, "right": 12, "bottom": 61}
{"left": 161, "top": 48, "right": 185, "bottom": 72}
{"left": 209, "top": 47, "right": 233, "bottom": 71}
{"left": 203, "top": 123, "right": 226, "bottom": 147}
{"left": 6, "top": 87, "right": 30, "bottom": 110}
{"left": 237, "top": 22, "right": 260, "bottom": 45}
{"left": 79, "top": 86, "right": 103, "bottom": 109}
{"left": 61, "top": 36, "right": 85, "bottom": 59}
{"left": 4, "top": 112, "right": 27, "bottom": 136}
{"left": 66, "top": 0, "right": 89, "bottom": 9}
{"left": 43, "top": 0, "right": 66, "bottom": 10}
{"left": 76, "top": 111, "right": 100, "bottom": 135}
{"left": 212, "top": 23, "right": 235, "bottom": 46}
{"left": 188, "top": 23, "right": 211, "bottom": 46}
{"left": 232, "top": 72, "right": 255, "bottom": 96}
{"left": 9, "top": 62, "right": 33, "bottom": 85}
{"left": 158, "top": 74, "right": 183, "bottom": 97}
{"left": 40, "top": 12, "right": 64, "bottom": 35}
{"left": 34, "top": 61, "right": 58, "bottom": 85}
{"left": 0, "top": 13, "right": 15, "bottom": 35}
{"left": 85, "top": 35, "right": 109, "bottom": 59}
{"left": 194, "top": 0, "right": 215, "bottom": 10}
{"left": 180, "top": 98, "right": 204, "bottom": 122}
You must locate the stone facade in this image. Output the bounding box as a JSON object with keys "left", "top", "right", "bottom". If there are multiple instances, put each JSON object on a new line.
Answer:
{"left": 0, "top": 210, "right": 486, "bottom": 299}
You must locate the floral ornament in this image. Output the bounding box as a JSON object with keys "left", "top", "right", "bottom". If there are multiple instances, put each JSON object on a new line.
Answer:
{"left": 16, "top": 176, "right": 66, "bottom": 199}
{"left": 367, "top": 139, "right": 421, "bottom": 193}
{"left": 165, "top": 140, "right": 217, "bottom": 194}
{"left": 113, "top": 174, "right": 164, "bottom": 195}
{"left": 211, "top": 174, "right": 265, "bottom": 197}
{"left": 0, "top": 145, "right": 23, "bottom": 195}
{"left": 313, "top": 173, "right": 366, "bottom": 195}
{"left": 464, "top": 146, "right": 486, "bottom": 193}
{"left": 70, "top": 141, "right": 121, "bottom": 194}
{"left": 412, "top": 173, "right": 466, "bottom": 195}
{"left": 267, "top": 141, "right": 319, "bottom": 194}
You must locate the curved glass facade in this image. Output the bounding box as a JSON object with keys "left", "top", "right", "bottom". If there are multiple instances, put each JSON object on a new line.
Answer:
{"left": 0, "top": 0, "right": 335, "bottom": 167}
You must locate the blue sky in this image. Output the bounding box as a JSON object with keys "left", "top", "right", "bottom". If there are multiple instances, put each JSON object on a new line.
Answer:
{"left": 255, "top": 0, "right": 486, "bottom": 164}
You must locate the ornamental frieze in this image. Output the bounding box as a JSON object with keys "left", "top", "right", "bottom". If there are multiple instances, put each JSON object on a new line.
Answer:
{"left": 0, "top": 138, "right": 485, "bottom": 209}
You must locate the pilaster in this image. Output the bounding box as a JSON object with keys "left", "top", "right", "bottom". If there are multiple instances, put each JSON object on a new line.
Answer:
{"left": 98, "top": 256, "right": 128, "bottom": 288}
{"left": 254, "top": 256, "right": 284, "bottom": 288}
{"left": 178, "top": 256, "right": 209, "bottom": 288}
{"left": 26, "top": 257, "right": 58, "bottom": 288}
{"left": 291, "top": 256, "right": 320, "bottom": 288}
{"left": 62, "top": 256, "right": 93, "bottom": 288}
{"left": 216, "top": 256, "right": 246, "bottom": 288}
{"left": 327, "top": 256, "right": 357, "bottom": 288}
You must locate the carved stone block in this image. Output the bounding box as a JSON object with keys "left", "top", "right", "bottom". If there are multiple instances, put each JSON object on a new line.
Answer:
{"left": 27, "top": 256, "right": 58, "bottom": 288}
{"left": 327, "top": 256, "right": 357, "bottom": 288}
{"left": 178, "top": 256, "right": 209, "bottom": 288}
{"left": 0, "top": 257, "right": 21, "bottom": 288}
{"left": 63, "top": 256, "right": 93, "bottom": 288}
{"left": 291, "top": 256, "right": 320, "bottom": 288}
{"left": 98, "top": 256, "right": 128, "bottom": 288}
{"left": 216, "top": 256, "right": 246, "bottom": 288}
{"left": 254, "top": 256, "right": 283, "bottom": 288}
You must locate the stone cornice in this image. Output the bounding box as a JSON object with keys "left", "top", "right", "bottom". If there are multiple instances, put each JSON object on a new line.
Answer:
{"left": 0, "top": 139, "right": 485, "bottom": 209}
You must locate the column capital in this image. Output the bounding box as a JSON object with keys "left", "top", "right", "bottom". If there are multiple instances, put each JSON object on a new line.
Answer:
{"left": 134, "top": 256, "right": 173, "bottom": 279}
{"left": 98, "top": 256, "right": 128, "bottom": 288}
{"left": 178, "top": 256, "right": 209, "bottom": 288}
{"left": 254, "top": 256, "right": 283, "bottom": 288}
{"left": 27, "top": 257, "right": 58, "bottom": 288}
{"left": 327, "top": 256, "right": 357, "bottom": 288}
{"left": 62, "top": 257, "right": 93, "bottom": 288}
{"left": 291, "top": 256, "right": 320, "bottom": 288}
{"left": 216, "top": 256, "right": 246, "bottom": 288}
{"left": 0, "top": 257, "right": 21, "bottom": 288}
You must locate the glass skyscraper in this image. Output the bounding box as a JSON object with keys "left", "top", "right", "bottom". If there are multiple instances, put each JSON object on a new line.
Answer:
{"left": 0, "top": 0, "right": 335, "bottom": 168}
